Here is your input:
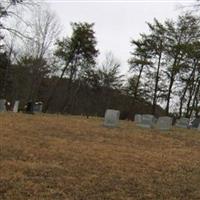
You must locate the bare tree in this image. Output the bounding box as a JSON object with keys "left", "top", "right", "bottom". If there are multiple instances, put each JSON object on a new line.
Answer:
{"left": 22, "top": 7, "right": 61, "bottom": 59}
{"left": 0, "top": 0, "right": 37, "bottom": 39}
{"left": 7, "top": 6, "right": 61, "bottom": 102}
{"left": 97, "top": 52, "right": 124, "bottom": 109}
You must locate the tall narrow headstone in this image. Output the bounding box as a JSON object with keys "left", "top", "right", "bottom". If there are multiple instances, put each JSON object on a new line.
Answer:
{"left": 155, "top": 116, "right": 172, "bottom": 130}
{"left": 13, "top": 100, "right": 20, "bottom": 113}
{"left": 0, "top": 99, "right": 6, "bottom": 112}
{"left": 134, "top": 114, "right": 142, "bottom": 124}
{"left": 198, "top": 124, "right": 200, "bottom": 131}
{"left": 138, "top": 114, "right": 156, "bottom": 128}
{"left": 176, "top": 117, "right": 190, "bottom": 129}
{"left": 104, "top": 109, "right": 120, "bottom": 127}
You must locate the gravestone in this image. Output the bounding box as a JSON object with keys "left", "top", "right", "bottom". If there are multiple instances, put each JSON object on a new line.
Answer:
{"left": 134, "top": 114, "right": 142, "bottom": 124}
{"left": 33, "top": 102, "right": 43, "bottom": 113}
{"left": 26, "top": 101, "right": 34, "bottom": 114}
{"left": 104, "top": 109, "right": 120, "bottom": 127}
{"left": 138, "top": 114, "right": 156, "bottom": 128}
{"left": 198, "top": 124, "right": 200, "bottom": 131}
{"left": 191, "top": 118, "right": 200, "bottom": 129}
{"left": 155, "top": 116, "right": 172, "bottom": 130}
{"left": 0, "top": 99, "right": 6, "bottom": 112}
{"left": 176, "top": 117, "right": 190, "bottom": 129}
{"left": 13, "top": 100, "right": 20, "bottom": 113}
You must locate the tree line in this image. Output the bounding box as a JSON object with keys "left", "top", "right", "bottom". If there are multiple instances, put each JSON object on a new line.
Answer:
{"left": 0, "top": 0, "right": 199, "bottom": 119}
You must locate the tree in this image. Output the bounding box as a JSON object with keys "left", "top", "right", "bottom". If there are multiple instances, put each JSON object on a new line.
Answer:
{"left": 144, "top": 19, "right": 167, "bottom": 115}
{"left": 164, "top": 14, "right": 200, "bottom": 114}
{"left": 45, "top": 22, "right": 99, "bottom": 113}
{"left": 0, "top": 0, "right": 36, "bottom": 39}
{"left": 98, "top": 52, "right": 123, "bottom": 90}
{"left": 0, "top": 52, "right": 11, "bottom": 98}
{"left": 128, "top": 36, "right": 152, "bottom": 107}
{"left": 23, "top": 7, "right": 61, "bottom": 59}
{"left": 97, "top": 52, "right": 123, "bottom": 109}
{"left": 128, "top": 13, "right": 200, "bottom": 116}
{"left": 177, "top": 42, "right": 200, "bottom": 117}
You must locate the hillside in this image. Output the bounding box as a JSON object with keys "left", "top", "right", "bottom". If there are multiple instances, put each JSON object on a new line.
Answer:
{"left": 0, "top": 113, "right": 200, "bottom": 200}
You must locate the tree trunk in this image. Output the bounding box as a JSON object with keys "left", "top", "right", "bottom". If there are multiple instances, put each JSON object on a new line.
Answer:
{"left": 152, "top": 51, "right": 162, "bottom": 115}
{"left": 179, "top": 85, "right": 188, "bottom": 117}
{"left": 132, "top": 64, "right": 144, "bottom": 107}
{"left": 179, "top": 62, "right": 197, "bottom": 117}
{"left": 165, "top": 75, "right": 174, "bottom": 115}
{"left": 189, "top": 79, "right": 200, "bottom": 118}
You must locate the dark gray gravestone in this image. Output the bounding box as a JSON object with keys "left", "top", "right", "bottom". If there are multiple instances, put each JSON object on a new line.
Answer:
{"left": 104, "top": 109, "right": 120, "bottom": 127}
{"left": 26, "top": 101, "right": 34, "bottom": 114}
{"left": 176, "top": 117, "right": 190, "bottom": 129}
{"left": 138, "top": 114, "right": 156, "bottom": 128}
{"left": 191, "top": 118, "right": 200, "bottom": 129}
{"left": 0, "top": 99, "right": 6, "bottom": 112}
{"left": 134, "top": 114, "right": 142, "bottom": 124}
{"left": 198, "top": 124, "right": 200, "bottom": 131}
{"left": 155, "top": 116, "right": 172, "bottom": 130}
{"left": 13, "top": 100, "right": 20, "bottom": 113}
{"left": 33, "top": 102, "right": 43, "bottom": 113}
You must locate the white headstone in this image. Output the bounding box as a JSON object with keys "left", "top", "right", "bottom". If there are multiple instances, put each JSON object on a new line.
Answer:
{"left": 176, "top": 117, "right": 190, "bottom": 129}
{"left": 155, "top": 116, "right": 172, "bottom": 130}
{"left": 104, "top": 109, "right": 120, "bottom": 127}
{"left": 138, "top": 114, "right": 156, "bottom": 128}
{"left": 134, "top": 114, "right": 142, "bottom": 124}
{"left": 0, "top": 99, "right": 6, "bottom": 112}
{"left": 13, "top": 100, "right": 20, "bottom": 113}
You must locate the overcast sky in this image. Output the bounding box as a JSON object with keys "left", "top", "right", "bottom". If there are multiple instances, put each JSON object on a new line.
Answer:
{"left": 46, "top": 0, "right": 195, "bottom": 73}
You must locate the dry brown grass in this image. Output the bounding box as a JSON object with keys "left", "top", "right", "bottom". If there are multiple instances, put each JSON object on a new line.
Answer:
{"left": 0, "top": 113, "right": 200, "bottom": 200}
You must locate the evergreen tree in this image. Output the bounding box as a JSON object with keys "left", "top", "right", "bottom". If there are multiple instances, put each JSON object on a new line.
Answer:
{"left": 45, "top": 22, "right": 98, "bottom": 113}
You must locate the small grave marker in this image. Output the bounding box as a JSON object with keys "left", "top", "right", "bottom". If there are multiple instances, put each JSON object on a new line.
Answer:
{"left": 155, "top": 116, "right": 172, "bottom": 130}
{"left": 176, "top": 117, "right": 190, "bottom": 129}
{"left": 191, "top": 118, "right": 200, "bottom": 129}
{"left": 33, "top": 102, "right": 43, "bottom": 113}
{"left": 13, "top": 100, "right": 20, "bottom": 113}
{"left": 0, "top": 99, "right": 6, "bottom": 112}
{"left": 138, "top": 114, "right": 156, "bottom": 128}
{"left": 134, "top": 114, "right": 142, "bottom": 124}
{"left": 104, "top": 109, "right": 120, "bottom": 127}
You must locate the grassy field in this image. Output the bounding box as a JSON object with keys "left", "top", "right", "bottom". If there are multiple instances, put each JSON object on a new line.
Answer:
{"left": 0, "top": 113, "right": 200, "bottom": 200}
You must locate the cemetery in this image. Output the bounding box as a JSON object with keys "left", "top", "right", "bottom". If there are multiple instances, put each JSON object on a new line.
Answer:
{"left": 0, "top": 0, "right": 200, "bottom": 199}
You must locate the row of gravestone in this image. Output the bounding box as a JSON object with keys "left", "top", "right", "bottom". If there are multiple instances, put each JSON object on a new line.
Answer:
{"left": 104, "top": 109, "right": 200, "bottom": 131}
{"left": 0, "top": 99, "right": 43, "bottom": 114}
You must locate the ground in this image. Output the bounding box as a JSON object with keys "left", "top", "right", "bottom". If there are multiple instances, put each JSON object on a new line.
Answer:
{"left": 0, "top": 113, "right": 200, "bottom": 200}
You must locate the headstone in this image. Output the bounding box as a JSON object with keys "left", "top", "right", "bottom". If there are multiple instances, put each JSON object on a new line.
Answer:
{"left": 176, "top": 117, "right": 190, "bottom": 129}
{"left": 191, "top": 118, "right": 200, "bottom": 129}
{"left": 26, "top": 101, "right": 34, "bottom": 114}
{"left": 198, "top": 124, "right": 200, "bottom": 131}
{"left": 134, "top": 114, "right": 142, "bottom": 124}
{"left": 138, "top": 114, "right": 157, "bottom": 128}
{"left": 0, "top": 99, "right": 6, "bottom": 112}
{"left": 155, "top": 116, "right": 172, "bottom": 130}
{"left": 13, "top": 100, "right": 20, "bottom": 113}
{"left": 104, "top": 109, "right": 120, "bottom": 127}
{"left": 33, "top": 102, "right": 43, "bottom": 113}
